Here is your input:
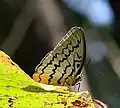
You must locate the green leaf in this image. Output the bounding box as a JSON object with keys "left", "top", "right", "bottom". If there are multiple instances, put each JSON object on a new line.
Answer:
{"left": 0, "top": 51, "right": 95, "bottom": 108}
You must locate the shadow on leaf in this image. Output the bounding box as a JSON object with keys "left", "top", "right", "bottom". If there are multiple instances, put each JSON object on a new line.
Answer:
{"left": 22, "top": 85, "right": 68, "bottom": 94}
{"left": 21, "top": 85, "right": 46, "bottom": 92}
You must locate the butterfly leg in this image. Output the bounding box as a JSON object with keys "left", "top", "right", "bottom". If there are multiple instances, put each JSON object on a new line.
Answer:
{"left": 74, "top": 76, "right": 82, "bottom": 92}
{"left": 74, "top": 81, "right": 81, "bottom": 92}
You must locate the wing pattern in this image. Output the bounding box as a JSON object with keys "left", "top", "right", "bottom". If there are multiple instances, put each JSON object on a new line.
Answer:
{"left": 33, "top": 27, "right": 86, "bottom": 86}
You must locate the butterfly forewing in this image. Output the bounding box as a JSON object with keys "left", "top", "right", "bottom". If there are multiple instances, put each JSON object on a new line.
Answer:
{"left": 33, "top": 27, "right": 86, "bottom": 86}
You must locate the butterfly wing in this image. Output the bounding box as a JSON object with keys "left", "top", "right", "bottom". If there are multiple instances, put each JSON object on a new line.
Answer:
{"left": 33, "top": 27, "right": 86, "bottom": 86}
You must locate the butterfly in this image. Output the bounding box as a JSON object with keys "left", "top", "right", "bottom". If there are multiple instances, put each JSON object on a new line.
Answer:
{"left": 32, "top": 27, "right": 86, "bottom": 87}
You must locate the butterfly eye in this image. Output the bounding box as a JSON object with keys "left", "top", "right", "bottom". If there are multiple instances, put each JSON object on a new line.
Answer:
{"left": 33, "top": 27, "right": 86, "bottom": 88}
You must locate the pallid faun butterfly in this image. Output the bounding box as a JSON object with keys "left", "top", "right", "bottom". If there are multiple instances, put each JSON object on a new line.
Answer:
{"left": 33, "top": 27, "right": 86, "bottom": 87}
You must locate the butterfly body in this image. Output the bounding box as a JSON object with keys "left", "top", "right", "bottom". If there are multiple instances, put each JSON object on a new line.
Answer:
{"left": 33, "top": 27, "right": 86, "bottom": 86}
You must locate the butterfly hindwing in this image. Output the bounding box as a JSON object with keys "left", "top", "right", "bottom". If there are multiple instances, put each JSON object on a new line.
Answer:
{"left": 33, "top": 27, "right": 86, "bottom": 86}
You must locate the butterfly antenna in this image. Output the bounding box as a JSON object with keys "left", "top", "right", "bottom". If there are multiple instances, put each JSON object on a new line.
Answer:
{"left": 87, "top": 58, "right": 91, "bottom": 65}
{"left": 78, "top": 58, "right": 91, "bottom": 78}
{"left": 84, "top": 58, "right": 91, "bottom": 72}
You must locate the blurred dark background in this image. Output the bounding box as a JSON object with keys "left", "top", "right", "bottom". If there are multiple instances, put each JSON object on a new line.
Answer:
{"left": 0, "top": 0, "right": 120, "bottom": 107}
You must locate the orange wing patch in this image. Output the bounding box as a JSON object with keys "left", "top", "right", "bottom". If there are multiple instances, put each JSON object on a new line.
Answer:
{"left": 33, "top": 73, "right": 50, "bottom": 84}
